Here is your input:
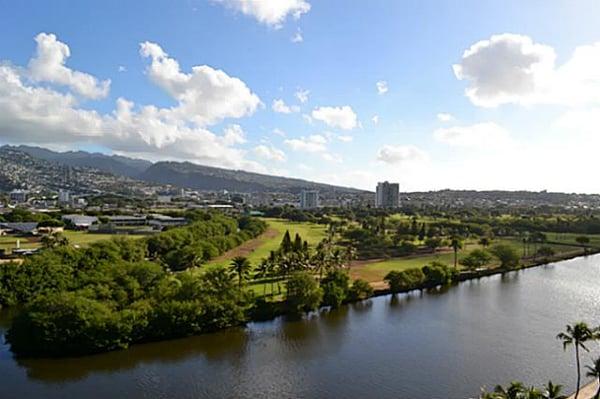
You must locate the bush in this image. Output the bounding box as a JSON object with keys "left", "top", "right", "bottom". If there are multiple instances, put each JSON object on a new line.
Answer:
{"left": 422, "top": 261, "right": 457, "bottom": 286}
{"left": 536, "top": 246, "right": 556, "bottom": 258}
{"left": 348, "top": 279, "right": 374, "bottom": 301}
{"left": 384, "top": 268, "right": 425, "bottom": 293}
{"left": 490, "top": 244, "right": 520, "bottom": 269}
{"left": 460, "top": 249, "right": 492, "bottom": 270}
{"left": 286, "top": 272, "right": 323, "bottom": 314}
{"left": 321, "top": 269, "right": 350, "bottom": 308}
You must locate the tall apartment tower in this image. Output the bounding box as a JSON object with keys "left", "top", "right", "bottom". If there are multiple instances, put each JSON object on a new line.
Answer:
{"left": 300, "top": 190, "right": 320, "bottom": 209}
{"left": 375, "top": 181, "right": 399, "bottom": 208}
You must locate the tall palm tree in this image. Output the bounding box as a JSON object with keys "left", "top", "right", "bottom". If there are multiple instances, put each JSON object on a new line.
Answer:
{"left": 557, "top": 322, "right": 598, "bottom": 399}
{"left": 256, "top": 259, "right": 271, "bottom": 296}
{"left": 229, "top": 256, "right": 252, "bottom": 289}
{"left": 585, "top": 357, "right": 600, "bottom": 399}
{"left": 450, "top": 237, "right": 463, "bottom": 268}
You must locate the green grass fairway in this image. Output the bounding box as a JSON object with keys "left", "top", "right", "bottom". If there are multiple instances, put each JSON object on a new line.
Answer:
{"left": 209, "top": 218, "right": 328, "bottom": 267}
{"left": 0, "top": 231, "right": 147, "bottom": 252}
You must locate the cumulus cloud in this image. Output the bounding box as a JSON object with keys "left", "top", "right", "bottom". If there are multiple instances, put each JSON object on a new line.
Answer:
{"left": 372, "top": 115, "right": 379, "bottom": 124}
{"left": 337, "top": 135, "right": 353, "bottom": 142}
{"left": 437, "top": 113, "right": 454, "bottom": 122}
{"left": 295, "top": 88, "right": 309, "bottom": 103}
{"left": 28, "top": 33, "right": 110, "bottom": 99}
{"left": 272, "top": 98, "right": 300, "bottom": 113}
{"left": 0, "top": 34, "right": 266, "bottom": 172}
{"left": 254, "top": 144, "right": 286, "bottom": 162}
{"left": 376, "top": 145, "right": 428, "bottom": 164}
{"left": 434, "top": 122, "right": 513, "bottom": 148}
{"left": 311, "top": 105, "right": 357, "bottom": 130}
{"left": 139, "top": 41, "right": 261, "bottom": 126}
{"left": 454, "top": 33, "right": 600, "bottom": 107}
{"left": 376, "top": 80, "right": 388, "bottom": 95}
{"left": 211, "top": 0, "right": 310, "bottom": 28}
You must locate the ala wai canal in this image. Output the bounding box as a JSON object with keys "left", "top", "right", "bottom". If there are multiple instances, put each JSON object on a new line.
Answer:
{"left": 2, "top": 254, "right": 600, "bottom": 399}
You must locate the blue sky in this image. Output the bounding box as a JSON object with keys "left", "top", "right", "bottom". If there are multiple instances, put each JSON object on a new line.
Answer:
{"left": 1, "top": 0, "right": 600, "bottom": 192}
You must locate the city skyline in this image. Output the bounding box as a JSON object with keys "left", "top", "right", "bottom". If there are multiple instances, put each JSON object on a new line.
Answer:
{"left": 2, "top": 1, "right": 600, "bottom": 193}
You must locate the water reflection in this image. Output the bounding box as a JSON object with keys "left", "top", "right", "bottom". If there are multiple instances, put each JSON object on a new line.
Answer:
{"left": 17, "top": 327, "right": 249, "bottom": 383}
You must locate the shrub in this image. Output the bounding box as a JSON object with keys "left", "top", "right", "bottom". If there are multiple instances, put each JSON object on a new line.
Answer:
{"left": 460, "top": 249, "right": 492, "bottom": 270}
{"left": 286, "top": 272, "right": 323, "bottom": 314}
{"left": 348, "top": 279, "right": 374, "bottom": 301}
{"left": 490, "top": 244, "right": 520, "bottom": 269}
{"left": 384, "top": 268, "right": 425, "bottom": 293}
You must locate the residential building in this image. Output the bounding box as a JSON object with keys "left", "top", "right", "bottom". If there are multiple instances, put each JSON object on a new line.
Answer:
{"left": 375, "top": 181, "right": 399, "bottom": 208}
{"left": 300, "top": 190, "right": 320, "bottom": 209}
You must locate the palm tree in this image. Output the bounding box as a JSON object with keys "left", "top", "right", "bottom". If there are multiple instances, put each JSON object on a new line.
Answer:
{"left": 585, "top": 357, "right": 600, "bottom": 399}
{"left": 542, "top": 381, "right": 566, "bottom": 399}
{"left": 557, "top": 322, "right": 598, "bottom": 399}
{"left": 450, "top": 237, "right": 463, "bottom": 268}
{"left": 229, "top": 256, "right": 252, "bottom": 289}
{"left": 256, "top": 259, "right": 271, "bottom": 296}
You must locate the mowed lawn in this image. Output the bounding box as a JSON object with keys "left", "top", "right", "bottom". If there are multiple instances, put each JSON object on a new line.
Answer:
{"left": 349, "top": 237, "right": 585, "bottom": 283}
{"left": 0, "top": 231, "right": 147, "bottom": 251}
{"left": 209, "top": 218, "right": 328, "bottom": 267}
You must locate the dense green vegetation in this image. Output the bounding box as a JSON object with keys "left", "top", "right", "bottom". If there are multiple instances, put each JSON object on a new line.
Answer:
{"left": 0, "top": 212, "right": 267, "bottom": 356}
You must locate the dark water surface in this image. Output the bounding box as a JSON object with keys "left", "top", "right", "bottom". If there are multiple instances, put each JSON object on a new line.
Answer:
{"left": 2, "top": 255, "right": 600, "bottom": 399}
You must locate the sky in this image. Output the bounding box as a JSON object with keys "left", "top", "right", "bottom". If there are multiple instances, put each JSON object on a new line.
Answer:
{"left": 1, "top": 0, "right": 600, "bottom": 193}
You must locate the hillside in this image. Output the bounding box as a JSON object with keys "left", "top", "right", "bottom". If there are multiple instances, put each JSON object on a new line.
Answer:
{"left": 139, "top": 161, "right": 362, "bottom": 193}
{"left": 15, "top": 145, "right": 152, "bottom": 178}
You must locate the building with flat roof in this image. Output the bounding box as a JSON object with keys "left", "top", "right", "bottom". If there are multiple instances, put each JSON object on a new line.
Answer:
{"left": 375, "top": 181, "right": 399, "bottom": 208}
{"left": 300, "top": 190, "right": 320, "bottom": 209}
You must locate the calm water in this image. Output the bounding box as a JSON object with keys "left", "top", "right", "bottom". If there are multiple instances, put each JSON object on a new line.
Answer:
{"left": 2, "top": 255, "right": 600, "bottom": 399}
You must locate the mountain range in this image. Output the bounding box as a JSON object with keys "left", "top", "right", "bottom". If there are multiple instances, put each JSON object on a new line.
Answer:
{"left": 4, "top": 145, "right": 362, "bottom": 194}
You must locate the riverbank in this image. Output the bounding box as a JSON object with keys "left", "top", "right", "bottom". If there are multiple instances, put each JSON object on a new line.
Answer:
{"left": 568, "top": 380, "right": 599, "bottom": 399}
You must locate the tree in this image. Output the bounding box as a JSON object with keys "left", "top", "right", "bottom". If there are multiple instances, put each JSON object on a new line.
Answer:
{"left": 490, "top": 244, "right": 520, "bottom": 269}
{"left": 536, "top": 246, "right": 555, "bottom": 260}
{"left": 576, "top": 236, "right": 591, "bottom": 254}
{"left": 450, "top": 237, "right": 463, "bottom": 268}
{"left": 478, "top": 237, "right": 491, "bottom": 248}
{"left": 585, "top": 358, "right": 600, "bottom": 399}
{"left": 285, "top": 272, "right": 323, "bottom": 313}
{"left": 461, "top": 249, "right": 492, "bottom": 270}
{"left": 557, "top": 322, "right": 598, "bottom": 399}
{"left": 280, "top": 230, "right": 293, "bottom": 253}
{"left": 41, "top": 232, "right": 69, "bottom": 249}
{"left": 293, "top": 233, "right": 304, "bottom": 252}
{"left": 424, "top": 237, "right": 443, "bottom": 253}
{"left": 229, "top": 256, "right": 252, "bottom": 289}
{"left": 542, "top": 381, "right": 566, "bottom": 399}
{"left": 384, "top": 268, "right": 425, "bottom": 292}
{"left": 348, "top": 279, "right": 373, "bottom": 301}
{"left": 321, "top": 269, "right": 350, "bottom": 308}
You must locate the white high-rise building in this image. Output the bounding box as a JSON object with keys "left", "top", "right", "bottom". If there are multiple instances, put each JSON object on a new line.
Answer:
{"left": 375, "top": 181, "right": 399, "bottom": 208}
{"left": 58, "top": 189, "right": 71, "bottom": 204}
{"left": 300, "top": 190, "right": 320, "bottom": 209}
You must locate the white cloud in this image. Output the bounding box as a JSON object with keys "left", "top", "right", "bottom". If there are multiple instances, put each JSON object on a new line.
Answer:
{"left": 437, "top": 113, "right": 454, "bottom": 122}
{"left": 372, "top": 115, "right": 379, "bottom": 124}
{"left": 376, "top": 144, "right": 428, "bottom": 165}
{"left": 254, "top": 144, "right": 286, "bottom": 162}
{"left": 222, "top": 124, "right": 246, "bottom": 145}
{"left": 211, "top": 0, "right": 310, "bottom": 28}
{"left": 28, "top": 33, "right": 110, "bottom": 99}
{"left": 376, "top": 80, "right": 388, "bottom": 95}
{"left": 139, "top": 41, "right": 261, "bottom": 126}
{"left": 295, "top": 88, "right": 309, "bottom": 103}
{"left": 454, "top": 33, "right": 600, "bottom": 107}
{"left": 272, "top": 128, "right": 286, "bottom": 137}
{"left": 272, "top": 98, "right": 300, "bottom": 113}
{"left": 434, "top": 122, "right": 513, "bottom": 148}
{"left": 291, "top": 29, "right": 303, "bottom": 43}
{"left": 311, "top": 105, "right": 357, "bottom": 130}
{"left": 284, "top": 134, "right": 327, "bottom": 153}
{"left": 0, "top": 34, "right": 267, "bottom": 173}
{"left": 118, "top": 66, "right": 127, "bottom": 73}
{"left": 337, "top": 135, "right": 353, "bottom": 142}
